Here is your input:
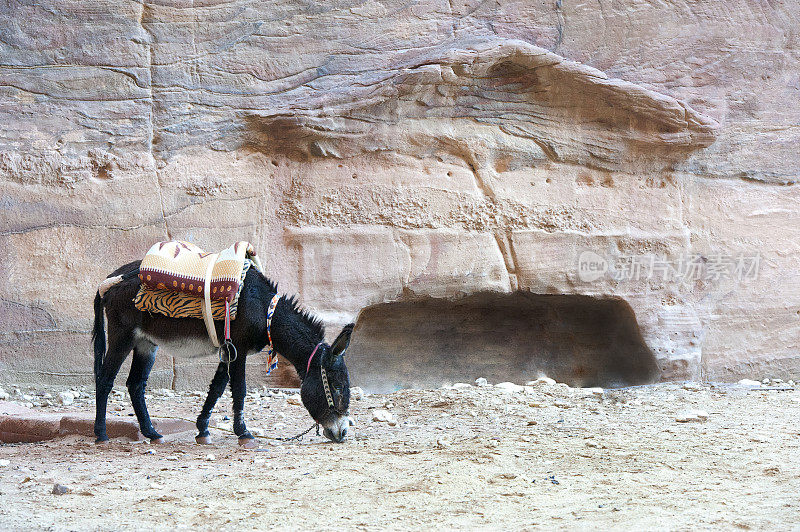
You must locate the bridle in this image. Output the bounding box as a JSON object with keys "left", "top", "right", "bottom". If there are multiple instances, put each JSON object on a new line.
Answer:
{"left": 265, "top": 297, "right": 339, "bottom": 414}
{"left": 307, "top": 341, "right": 336, "bottom": 411}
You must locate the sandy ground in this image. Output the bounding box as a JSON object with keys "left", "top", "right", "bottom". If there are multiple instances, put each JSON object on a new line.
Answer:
{"left": 1, "top": 380, "right": 799, "bottom": 531}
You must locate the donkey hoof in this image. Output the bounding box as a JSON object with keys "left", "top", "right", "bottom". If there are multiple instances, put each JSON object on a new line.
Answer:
{"left": 195, "top": 435, "right": 212, "bottom": 445}
{"left": 238, "top": 437, "right": 258, "bottom": 449}
{"left": 95, "top": 437, "right": 110, "bottom": 445}
{"left": 150, "top": 437, "right": 165, "bottom": 445}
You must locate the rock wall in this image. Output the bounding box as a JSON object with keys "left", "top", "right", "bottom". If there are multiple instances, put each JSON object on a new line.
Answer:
{"left": 1, "top": 0, "right": 798, "bottom": 388}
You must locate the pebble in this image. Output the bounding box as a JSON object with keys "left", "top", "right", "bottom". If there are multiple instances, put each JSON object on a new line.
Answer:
{"left": 58, "top": 391, "right": 75, "bottom": 406}
{"left": 437, "top": 438, "right": 451, "bottom": 449}
{"left": 452, "top": 383, "right": 472, "bottom": 390}
{"left": 526, "top": 377, "right": 556, "bottom": 386}
{"left": 372, "top": 409, "right": 394, "bottom": 423}
{"left": 286, "top": 395, "right": 302, "bottom": 406}
{"left": 683, "top": 382, "right": 703, "bottom": 391}
{"left": 585, "top": 387, "right": 604, "bottom": 396}
{"left": 0, "top": 459, "right": 10, "bottom": 467}
{"left": 205, "top": 454, "right": 216, "bottom": 461}
{"left": 52, "top": 484, "right": 70, "bottom": 495}
{"left": 495, "top": 382, "right": 525, "bottom": 393}
{"left": 0, "top": 387, "right": 8, "bottom": 401}
{"left": 475, "top": 378, "right": 488, "bottom": 387}
{"left": 553, "top": 400, "right": 572, "bottom": 409}
{"left": 350, "top": 387, "right": 365, "bottom": 400}
{"left": 738, "top": 379, "right": 762, "bottom": 387}
{"left": 676, "top": 410, "right": 709, "bottom": 423}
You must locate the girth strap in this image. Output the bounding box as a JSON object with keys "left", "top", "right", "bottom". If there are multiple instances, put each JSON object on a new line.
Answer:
{"left": 201, "top": 253, "right": 220, "bottom": 347}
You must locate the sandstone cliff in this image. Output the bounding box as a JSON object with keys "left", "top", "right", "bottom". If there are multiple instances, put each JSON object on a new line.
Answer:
{"left": 1, "top": 0, "right": 798, "bottom": 388}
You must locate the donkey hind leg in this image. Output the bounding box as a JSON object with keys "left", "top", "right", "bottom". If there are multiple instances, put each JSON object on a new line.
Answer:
{"left": 127, "top": 340, "right": 163, "bottom": 442}
{"left": 229, "top": 353, "right": 255, "bottom": 446}
{"left": 195, "top": 361, "right": 230, "bottom": 444}
{"left": 94, "top": 330, "right": 135, "bottom": 443}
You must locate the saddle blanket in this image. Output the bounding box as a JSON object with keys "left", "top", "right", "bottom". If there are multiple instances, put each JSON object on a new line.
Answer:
{"left": 133, "top": 260, "right": 252, "bottom": 321}
{"left": 138, "top": 240, "right": 258, "bottom": 303}
{"left": 133, "top": 240, "right": 262, "bottom": 320}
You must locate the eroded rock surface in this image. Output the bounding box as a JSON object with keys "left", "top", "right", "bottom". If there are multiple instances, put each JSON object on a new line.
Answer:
{"left": 1, "top": 0, "right": 798, "bottom": 387}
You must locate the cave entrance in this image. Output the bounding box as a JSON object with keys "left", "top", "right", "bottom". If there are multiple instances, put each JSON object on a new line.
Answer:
{"left": 346, "top": 292, "right": 659, "bottom": 393}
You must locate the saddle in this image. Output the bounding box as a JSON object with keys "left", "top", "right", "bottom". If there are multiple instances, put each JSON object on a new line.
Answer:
{"left": 133, "top": 241, "right": 265, "bottom": 348}
{"left": 137, "top": 241, "right": 262, "bottom": 302}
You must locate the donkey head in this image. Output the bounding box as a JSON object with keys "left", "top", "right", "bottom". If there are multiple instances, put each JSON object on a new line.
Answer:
{"left": 301, "top": 323, "right": 354, "bottom": 442}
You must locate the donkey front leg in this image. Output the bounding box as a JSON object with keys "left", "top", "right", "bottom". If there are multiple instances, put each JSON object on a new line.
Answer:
{"left": 229, "top": 354, "right": 256, "bottom": 448}
{"left": 94, "top": 331, "right": 134, "bottom": 443}
{"left": 127, "top": 341, "right": 163, "bottom": 442}
{"left": 195, "top": 361, "right": 229, "bottom": 444}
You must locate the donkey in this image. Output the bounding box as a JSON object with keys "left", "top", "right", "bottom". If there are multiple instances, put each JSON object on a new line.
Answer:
{"left": 91, "top": 260, "right": 353, "bottom": 445}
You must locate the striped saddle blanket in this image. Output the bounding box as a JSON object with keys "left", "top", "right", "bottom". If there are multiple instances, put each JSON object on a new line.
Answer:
{"left": 133, "top": 241, "right": 262, "bottom": 321}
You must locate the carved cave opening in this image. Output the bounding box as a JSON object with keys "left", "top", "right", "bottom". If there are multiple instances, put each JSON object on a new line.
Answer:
{"left": 346, "top": 292, "right": 659, "bottom": 393}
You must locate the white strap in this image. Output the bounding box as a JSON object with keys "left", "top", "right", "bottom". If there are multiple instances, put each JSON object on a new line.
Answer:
{"left": 201, "top": 253, "right": 220, "bottom": 348}
{"left": 250, "top": 254, "right": 264, "bottom": 274}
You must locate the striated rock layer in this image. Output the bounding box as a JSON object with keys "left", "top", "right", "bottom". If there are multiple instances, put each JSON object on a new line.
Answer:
{"left": 1, "top": 0, "right": 798, "bottom": 388}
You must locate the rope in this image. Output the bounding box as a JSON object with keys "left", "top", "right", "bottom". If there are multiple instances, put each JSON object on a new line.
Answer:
{"left": 159, "top": 416, "right": 319, "bottom": 443}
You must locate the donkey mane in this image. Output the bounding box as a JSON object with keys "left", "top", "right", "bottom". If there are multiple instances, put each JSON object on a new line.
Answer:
{"left": 281, "top": 293, "right": 326, "bottom": 342}
{"left": 256, "top": 271, "right": 325, "bottom": 343}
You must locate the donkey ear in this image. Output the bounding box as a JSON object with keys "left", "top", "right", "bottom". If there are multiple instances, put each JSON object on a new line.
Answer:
{"left": 329, "top": 323, "right": 355, "bottom": 363}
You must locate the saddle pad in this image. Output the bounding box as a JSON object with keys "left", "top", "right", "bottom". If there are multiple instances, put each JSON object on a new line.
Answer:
{"left": 138, "top": 240, "right": 258, "bottom": 303}
{"left": 133, "top": 260, "right": 252, "bottom": 320}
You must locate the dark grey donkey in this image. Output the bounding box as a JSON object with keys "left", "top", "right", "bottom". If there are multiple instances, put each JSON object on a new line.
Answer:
{"left": 92, "top": 261, "right": 353, "bottom": 445}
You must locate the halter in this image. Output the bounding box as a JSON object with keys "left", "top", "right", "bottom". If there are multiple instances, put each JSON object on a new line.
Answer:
{"left": 307, "top": 341, "right": 336, "bottom": 410}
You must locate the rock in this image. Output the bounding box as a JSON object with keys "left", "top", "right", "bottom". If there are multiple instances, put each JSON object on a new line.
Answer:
{"left": 675, "top": 410, "right": 709, "bottom": 423}
{"left": 436, "top": 438, "right": 451, "bottom": 448}
{"left": 0, "top": 459, "right": 9, "bottom": 467}
{"left": 738, "top": 379, "right": 762, "bottom": 387}
{"left": 526, "top": 377, "right": 556, "bottom": 387}
{"left": 205, "top": 454, "right": 216, "bottom": 461}
{"left": 350, "top": 387, "right": 365, "bottom": 400}
{"left": 553, "top": 400, "right": 572, "bottom": 409}
{"left": 0, "top": 388, "right": 8, "bottom": 401}
{"left": 475, "top": 378, "right": 488, "bottom": 387}
{"left": 586, "top": 387, "right": 604, "bottom": 396}
{"left": 452, "top": 383, "right": 472, "bottom": 390}
{"left": 286, "top": 395, "right": 302, "bottom": 406}
{"left": 52, "top": 484, "right": 70, "bottom": 495}
{"left": 58, "top": 392, "right": 75, "bottom": 406}
{"left": 372, "top": 409, "right": 394, "bottom": 423}
{"left": 0, "top": 0, "right": 797, "bottom": 392}
{"left": 495, "top": 382, "right": 524, "bottom": 393}
{"left": 683, "top": 382, "right": 703, "bottom": 391}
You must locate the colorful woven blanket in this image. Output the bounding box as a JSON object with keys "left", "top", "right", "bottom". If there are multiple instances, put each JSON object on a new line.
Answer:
{"left": 133, "top": 260, "right": 252, "bottom": 320}
{"left": 137, "top": 241, "right": 259, "bottom": 303}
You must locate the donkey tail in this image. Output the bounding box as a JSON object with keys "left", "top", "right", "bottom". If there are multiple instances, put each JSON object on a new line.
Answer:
{"left": 92, "top": 291, "right": 106, "bottom": 381}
